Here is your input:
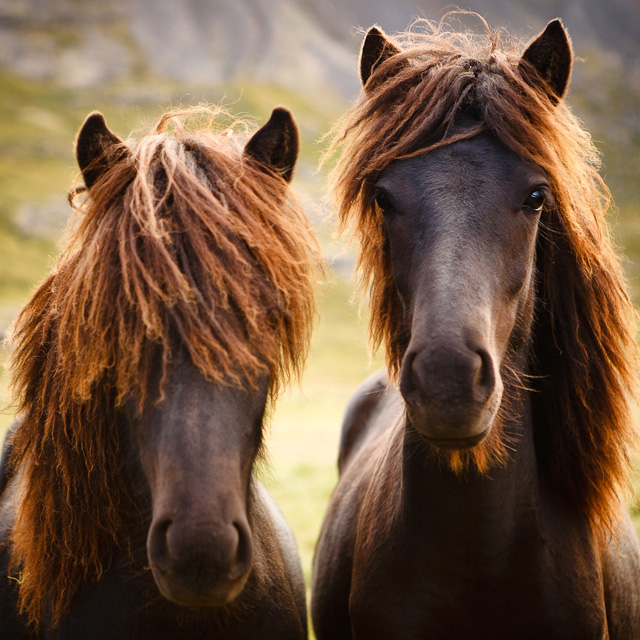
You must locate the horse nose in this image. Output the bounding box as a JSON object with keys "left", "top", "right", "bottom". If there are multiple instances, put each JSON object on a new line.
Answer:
{"left": 147, "top": 515, "right": 253, "bottom": 607}
{"left": 399, "top": 341, "right": 498, "bottom": 441}
{"left": 401, "top": 344, "right": 495, "bottom": 405}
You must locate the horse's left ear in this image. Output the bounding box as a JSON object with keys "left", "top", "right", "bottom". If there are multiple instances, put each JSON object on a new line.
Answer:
{"left": 76, "top": 112, "right": 126, "bottom": 189}
{"left": 244, "top": 107, "right": 299, "bottom": 183}
{"left": 518, "top": 19, "right": 573, "bottom": 103}
{"left": 360, "top": 26, "right": 402, "bottom": 88}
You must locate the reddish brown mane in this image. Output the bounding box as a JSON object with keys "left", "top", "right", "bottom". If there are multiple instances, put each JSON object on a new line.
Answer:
{"left": 328, "top": 19, "right": 637, "bottom": 532}
{"left": 7, "top": 108, "right": 320, "bottom": 627}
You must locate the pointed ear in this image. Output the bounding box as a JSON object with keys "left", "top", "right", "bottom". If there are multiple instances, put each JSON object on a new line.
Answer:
{"left": 244, "top": 107, "right": 299, "bottom": 183}
{"left": 518, "top": 19, "right": 573, "bottom": 103}
{"left": 360, "top": 26, "right": 402, "bottom": 88}
{"left": 76, "top": 112, "right": 126, "bottom": 189}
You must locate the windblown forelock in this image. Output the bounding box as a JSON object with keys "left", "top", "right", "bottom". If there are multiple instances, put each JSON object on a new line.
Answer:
{"left": 329, "top": 20, "right": 637, "bottom": 532}
{"left": 7, "top": 109, "right": 320, "bottom": 627}
{"left": 60, "top": 119, "right": 314, "bottom": 406}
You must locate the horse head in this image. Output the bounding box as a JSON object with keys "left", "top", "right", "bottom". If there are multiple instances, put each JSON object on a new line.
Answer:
{"left": 74, "top": 109, "right": 300, "bottom": 608}
{"left": 375, "top": 135, "right": 546, "bottom": 447}
{"left": 74, "top": 108, "right": 297, "bottom": 608}
{"left": 318, "top": 18, "right": 593, "bottom": 470}
{"left": 356, "top": 21, "right": 571, "bottom": 450}
{"left": 5, "top": 106, "right": 317, "bottom": 630}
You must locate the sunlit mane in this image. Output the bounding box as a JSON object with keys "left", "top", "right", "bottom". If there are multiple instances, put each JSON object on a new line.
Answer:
{"left": 327, "top": 17, "right": 637, "bottom": 531}
{"left": 7, "top": 107, "right": 320, "bottom": 627}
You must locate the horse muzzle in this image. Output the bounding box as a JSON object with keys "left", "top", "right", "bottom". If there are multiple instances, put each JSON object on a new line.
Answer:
{"left": 147, "top": 516, "right": 254, "bottom": 607}
{"left": 399, "top": 340, "right": 503, "bottom": 448}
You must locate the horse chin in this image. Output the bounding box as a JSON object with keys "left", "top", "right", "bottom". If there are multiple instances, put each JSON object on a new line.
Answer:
{"left": 151, "top": 565, "right": 251, "bottom": 609}
{"left": 407, "top": 392, "right": 501, "bottom": 451}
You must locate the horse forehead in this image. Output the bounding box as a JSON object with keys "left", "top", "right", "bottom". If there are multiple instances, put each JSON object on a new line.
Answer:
{"left": 132, "top": 348, "right": 270, "bottom": 418}
{"left": 165, "top": 352, "right": 270, "bottom": 404}
{"left": 384, "top": 136, "right": 530, "bottom": 206}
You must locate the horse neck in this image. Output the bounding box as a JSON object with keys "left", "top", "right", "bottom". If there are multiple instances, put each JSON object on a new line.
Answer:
{"left": 398, "top": 381, "right": 542, "bottom": 552}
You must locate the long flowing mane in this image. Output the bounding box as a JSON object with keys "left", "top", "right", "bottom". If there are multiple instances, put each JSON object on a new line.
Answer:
{"left": 328, "top": 18, "right": 637, "bottom": 532}
{"left": 7, "top": 108, "right": 319, "bottom": 627}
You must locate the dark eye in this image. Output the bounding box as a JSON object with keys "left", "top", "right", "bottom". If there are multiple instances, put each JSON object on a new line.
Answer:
{"left": 372, "top": 188, "right": 394, "bottom": 214}
{"left": 523, "top": 189, "right": 546, "bottom": 213}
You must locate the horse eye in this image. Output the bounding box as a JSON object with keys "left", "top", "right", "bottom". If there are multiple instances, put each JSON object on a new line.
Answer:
{"left": 523, "top": 189, "right": 546, "bottom": 212}
{"left": 372, "top": 189, "right": 394, "bottom": 214}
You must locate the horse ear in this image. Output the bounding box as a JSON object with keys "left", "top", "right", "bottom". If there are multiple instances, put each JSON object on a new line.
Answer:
{"left": 360, "top": 26, "right": 402, "bottom": 88}
{"left": 244, "top": 107, "right": 299, "bottom": 183}
{"left": 76, "top": 112, "right": 126, "bottom": 189}
{"left": 518, "top": 19, "right": 573, "bottom": 103}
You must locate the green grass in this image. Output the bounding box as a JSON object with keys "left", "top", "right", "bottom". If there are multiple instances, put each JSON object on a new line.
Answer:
{"left": 259, "top": 277, "right": 381, "bottom": 585}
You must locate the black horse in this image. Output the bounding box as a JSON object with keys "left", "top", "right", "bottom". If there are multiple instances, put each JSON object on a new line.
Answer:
{"left": 0, "top": 106, "right": 318, "bottom": 638}
{"left": 312, "top": 18, "right": 640, "bottom": 639}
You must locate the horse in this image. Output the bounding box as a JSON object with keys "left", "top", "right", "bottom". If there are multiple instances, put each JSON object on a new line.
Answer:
{"left": 0, "top": 105, "right": 319, "bottom": 638}
{"left": 311, "top": 17, "right": 640, "bottom": 639}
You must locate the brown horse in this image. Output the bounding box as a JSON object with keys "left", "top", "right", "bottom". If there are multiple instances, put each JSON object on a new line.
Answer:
{"left": 0, "top": 106, "right": 319, "bottom": 638}
{"left": 312, "top": 17, "right": 640, "bottom": 639}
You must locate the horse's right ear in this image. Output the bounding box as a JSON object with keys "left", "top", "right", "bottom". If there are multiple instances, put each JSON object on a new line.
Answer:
{"left": 360, "top": 26, "right": 402, "bottom": 88}
{"left": 243, "top": 107, "right": 299, "bottom": 183}
{"left": 518, "top": 19, "right": 573, "bottom": 103}
{"left": 76, "top": 112, "right": 126, "bottom": 189}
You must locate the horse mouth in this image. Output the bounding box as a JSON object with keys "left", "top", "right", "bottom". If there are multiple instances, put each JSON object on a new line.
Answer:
{"left": 405, "top": 381, "right": 502, "bottom": 451}
{"left": 150, "top": 562, "right": 251, "bottom": 608}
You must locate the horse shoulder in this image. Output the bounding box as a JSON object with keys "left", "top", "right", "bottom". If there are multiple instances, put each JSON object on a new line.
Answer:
{"left": 0, "top": 486, "right": 32, "bottom": 639}
{"left": 312, "top": 372, "right": 402, "bottom": 639}
{"left": 337, "top": 369, "right": 393, "bottom": 474}
{"left": 243, "top": 480, "right": 308, "bottom": 639}
{"left": 0, "top": 550, "right": 32, "bottom": 639}
{"left": 311, "top": 478, "right": 360, "bottom": 640}
{"left": 600, "top": 512, "right": 640, "bottom": 638}
{"left": 0, "top": 419, "right": 20, "bottom": 501}
{"left": 0, "top": 425, "right": 25, "bottom": 635}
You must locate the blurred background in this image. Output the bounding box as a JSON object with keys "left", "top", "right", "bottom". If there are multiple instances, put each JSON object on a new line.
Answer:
{"left": 1, "top": 0, "right": 639, "bottom": 620}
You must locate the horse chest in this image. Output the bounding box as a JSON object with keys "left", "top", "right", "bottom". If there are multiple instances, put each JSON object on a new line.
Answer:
{"left": 348, "top": 569, "right": 608, "bottom": 640}
{"left": 348, "top": 528, "right": 609, "bottom": 640}
{"left": 46, "top": 562, "right": 305, "bottom": 640}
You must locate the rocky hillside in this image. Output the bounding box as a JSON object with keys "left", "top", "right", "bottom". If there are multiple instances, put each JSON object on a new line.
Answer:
{"left": 0, "top": 0, "right": 638, "bottom": 210}
{"left": 1, "top": 0, "right": 638, "bottom": 97}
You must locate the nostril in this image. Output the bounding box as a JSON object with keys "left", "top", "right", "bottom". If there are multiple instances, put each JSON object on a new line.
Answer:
{"left": 399, "top": 351, "right": 422, "bottom": 407}
{"left": 232, "top": 520, "right": 254, "bottom": 576}
{"left": 401, "top": 344, "right": 496, "bottom": 406}
{"left": 148, "top": 518, "right": 172, "bottom": 573}
{"left": 473, "top": 348, "right": 495, "bottom": 402}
